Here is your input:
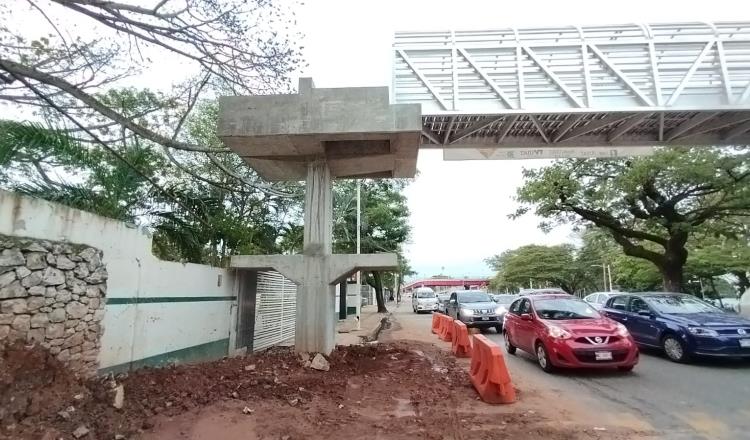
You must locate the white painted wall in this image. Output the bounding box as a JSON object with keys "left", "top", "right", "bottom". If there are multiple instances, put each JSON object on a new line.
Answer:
{"left": 0, "top": 191, "right": 235, "bottom": 371}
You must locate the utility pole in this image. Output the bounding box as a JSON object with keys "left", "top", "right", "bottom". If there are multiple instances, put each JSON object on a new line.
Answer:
{"left": 607, "top": 264, "right": 613, "bottom": 292}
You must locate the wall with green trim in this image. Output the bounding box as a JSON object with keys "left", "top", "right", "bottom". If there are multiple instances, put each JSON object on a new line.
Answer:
{"left": 0, "top": 191, "right": 238, "bottom": 373}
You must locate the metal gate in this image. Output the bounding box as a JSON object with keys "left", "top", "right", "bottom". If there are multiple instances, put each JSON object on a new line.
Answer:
{"left": 253, "top": 271, "right": 297, "bottom": 351}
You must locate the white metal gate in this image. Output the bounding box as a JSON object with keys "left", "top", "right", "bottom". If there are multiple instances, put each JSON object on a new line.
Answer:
{"left": 253, "top": 271, "right": 297, "bottom": 351}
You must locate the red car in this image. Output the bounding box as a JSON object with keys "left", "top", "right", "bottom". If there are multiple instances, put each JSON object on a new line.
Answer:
{"left": 503, "top": 294, "right": 639, "bottom": 373}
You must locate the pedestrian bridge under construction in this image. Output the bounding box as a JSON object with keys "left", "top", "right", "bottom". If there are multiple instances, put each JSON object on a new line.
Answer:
{"left": 392, "top": 22, "right": 750, "bottom": 158}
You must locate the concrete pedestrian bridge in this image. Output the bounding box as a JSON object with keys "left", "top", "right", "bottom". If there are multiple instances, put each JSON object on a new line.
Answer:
{"left": 218, "top": 21, "right": 750, "bottom": 354}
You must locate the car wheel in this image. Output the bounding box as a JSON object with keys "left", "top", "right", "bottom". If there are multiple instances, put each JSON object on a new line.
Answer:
{"left": 494, "top": 325, "right": 503, "bottom": 334}
{"left": 662, "top": 335, "right": 690, "bottom": 363}
{"left": 504, "top": 331, "right": 516, "bottom": 355}
{"left": 535, "top": 342, "right": 555, "bottom": 373}
{"left": 617, "top": 365, "right": 634, "bottom": 372}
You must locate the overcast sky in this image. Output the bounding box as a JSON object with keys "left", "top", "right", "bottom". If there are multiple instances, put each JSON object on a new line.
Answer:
{"left": 292, "top": 0, "right": 747, "bottom": 279}
{"left": 11, "top": 0, "right": 747, "bottom": 279}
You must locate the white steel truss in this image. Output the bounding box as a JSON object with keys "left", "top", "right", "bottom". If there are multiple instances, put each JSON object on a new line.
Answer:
{"left": 392, "top": 22, "right": 750, "bottom": 148}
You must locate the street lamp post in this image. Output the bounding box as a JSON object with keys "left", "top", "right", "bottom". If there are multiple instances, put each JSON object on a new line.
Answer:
{"left": 592, "top": 264, "right": 608, "bottom": 292}
{"left": 356, "top": 180, "right": 361, "bottom": 330}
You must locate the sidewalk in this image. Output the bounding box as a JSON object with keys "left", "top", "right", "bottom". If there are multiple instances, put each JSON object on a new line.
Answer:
{"left": 335, "top": 302, "right": 398, "bottom": 346}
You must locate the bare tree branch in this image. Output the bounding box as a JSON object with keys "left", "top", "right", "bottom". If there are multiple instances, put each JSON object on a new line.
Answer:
{"left": 0, "top": 57, "right": 227, "bottom": 153}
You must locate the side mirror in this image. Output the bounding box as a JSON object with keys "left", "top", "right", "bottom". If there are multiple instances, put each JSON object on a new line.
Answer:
{"left": 520, "top": 313, "right": 533, "bottom": 321}
{"left": 637, "top": 310, "right": 652, "bottom": 317}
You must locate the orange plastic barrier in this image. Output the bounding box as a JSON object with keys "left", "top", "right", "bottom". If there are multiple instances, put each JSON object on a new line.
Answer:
{"left": 451, "top": 320, "right": 472, "bottom": 358}
{"left": 431, "top": 313, "right": 441, "bottom": 334}
{"left": 469, "top": 334, "right": 516, "bottom": 404}
{"left": 438, "top": 315, "right": 454, "bottom": 342}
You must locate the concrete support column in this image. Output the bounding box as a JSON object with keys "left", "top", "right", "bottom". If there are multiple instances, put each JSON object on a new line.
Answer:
{"left": 303, "top": 160, "right": 332, "bottom": 256}
{"left": 295, "top": 161, "right": 336, "bottom": 354}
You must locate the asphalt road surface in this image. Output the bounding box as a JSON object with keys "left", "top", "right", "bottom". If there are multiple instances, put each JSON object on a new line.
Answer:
{"left": 392, "top": 307, "right": 750, "bottom": 440}
{"left": 484, "top": 327, "right": 750, "bottom": 440}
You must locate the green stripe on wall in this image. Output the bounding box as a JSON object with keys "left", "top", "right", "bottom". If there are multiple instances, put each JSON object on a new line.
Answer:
{"left": 106, "top": 296, "right": 236, "bottom": 305}
{"left": 98, "top": 338, "right": 230, "bottom": 375}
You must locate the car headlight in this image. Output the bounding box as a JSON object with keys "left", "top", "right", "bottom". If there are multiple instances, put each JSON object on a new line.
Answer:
{"left": 460, "top": 308, "right": 474, "bottom": 316}
{"left": 615, "top": 322, "right": 630, "bottom": 337}
{"left": 547, "top": 325, "right": 572, "bottom": 339}
{"left": 495, "top": 306, "right": 507, "bottom": 315}
{"left": 688, "top": 327, "right": 719, "bottom": 337}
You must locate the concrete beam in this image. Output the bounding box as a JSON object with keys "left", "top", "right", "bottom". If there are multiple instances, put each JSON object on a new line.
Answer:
{"left": 218, "top": 78, "right": 422, "bottom": 181}
{"left": 229, "top": 253, "right": 398, "bottom": 286}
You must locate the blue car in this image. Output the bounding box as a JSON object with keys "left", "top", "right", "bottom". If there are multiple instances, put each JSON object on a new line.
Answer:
{"left": 602, "top": 292, "right": 750, "bottom": 362}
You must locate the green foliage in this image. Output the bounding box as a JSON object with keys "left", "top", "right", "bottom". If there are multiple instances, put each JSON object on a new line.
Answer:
{"left": 487, "top": 244, "right": 592, "bottom": 294}
{"left": 333, "top": 179, "right": 412, "bottom": 312}
{"left": 513, "top": 147, "right": 750, "bottom": 291}
{"left": 149, "top": 100, "right": 303, "bottom": 265}
{"left": 0, "top": 119, "right": 161, "bottom": 222}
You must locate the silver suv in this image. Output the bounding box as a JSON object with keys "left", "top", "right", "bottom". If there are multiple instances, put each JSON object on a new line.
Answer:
{"left": 446, "top": 290, "right": 504, "bottom": 333}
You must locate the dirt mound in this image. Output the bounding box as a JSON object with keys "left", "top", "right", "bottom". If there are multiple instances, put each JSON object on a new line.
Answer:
{"left": 1, "top": 340, "right": 621, "bottom": 440}
{"left": 1, "top": 340, "right": 473, "bottom": 439}
{"left": 0, "top": 341, "right": 86, "bottom": 431}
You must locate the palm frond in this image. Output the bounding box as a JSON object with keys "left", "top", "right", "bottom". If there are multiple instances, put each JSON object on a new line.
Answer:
{"left": 0, "top": 120, "right": 96, "bottom": 167}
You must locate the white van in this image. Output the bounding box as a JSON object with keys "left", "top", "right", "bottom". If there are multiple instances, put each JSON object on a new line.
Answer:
{"left": 411, "top": 287, "right": 438, "bottom": 313}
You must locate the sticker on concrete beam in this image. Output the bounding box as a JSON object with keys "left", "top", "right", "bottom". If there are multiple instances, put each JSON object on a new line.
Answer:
{"left": 443, "top": 146, "right": 655, "bottom": 161}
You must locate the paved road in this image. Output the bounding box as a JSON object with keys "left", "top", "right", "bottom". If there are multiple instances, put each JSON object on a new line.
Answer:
{"left": 392, "top": 307, "right": 750, "bottom": 440}
{"left": 485, "top": 328, "right": 750, "bottom": 440}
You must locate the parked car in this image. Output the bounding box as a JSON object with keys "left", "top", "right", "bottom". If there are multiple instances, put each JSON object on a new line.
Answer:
{"left": 601, "top": 293, "right": 750, "bottom": 362}
{"left": 411, "top": 287, "right": 438, "bottom": 313}
{"left": 491, "top": 294, "right": 516, "bottom": 322}
{"left": 446, "top": 290, "right": 504, "bottom": 333}
{"left": 503, "top": 294, "right": 638, "bottom": 373}
{"left": 436, "top": 293, "right": 451, "bottom": 313}
{"left": 519, "top": 288, "right": 570, "bottom": 296}
{"left": 707, "top": 297, "right": 740, "bottom": 313}
{"left": 584, "top": 292, "right": 616, "bottom": 310}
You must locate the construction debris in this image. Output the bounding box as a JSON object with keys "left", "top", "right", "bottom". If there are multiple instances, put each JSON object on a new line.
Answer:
{"left": 309, "top": 353, "right": 330, "bottom": 371}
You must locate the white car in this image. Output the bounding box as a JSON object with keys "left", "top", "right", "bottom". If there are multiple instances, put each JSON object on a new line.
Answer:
{"left": 583, "top": 292, "right": 616, "bottom": 310}
{"left": 412, "top": 287, "right": 438, "bottom": 313}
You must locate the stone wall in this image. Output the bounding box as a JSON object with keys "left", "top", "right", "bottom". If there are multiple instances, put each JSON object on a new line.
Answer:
{"left": 0, "top": 235, "right": 107, "bottom": 375}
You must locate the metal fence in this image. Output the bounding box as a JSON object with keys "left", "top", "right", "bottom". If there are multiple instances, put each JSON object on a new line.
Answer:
{"left": 253, "top": 271, "right": 297, "bottom": 351}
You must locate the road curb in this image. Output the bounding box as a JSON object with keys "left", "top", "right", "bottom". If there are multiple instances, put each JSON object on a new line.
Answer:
{"left": 362, "top": 312, "right": 391, "bottom": 342}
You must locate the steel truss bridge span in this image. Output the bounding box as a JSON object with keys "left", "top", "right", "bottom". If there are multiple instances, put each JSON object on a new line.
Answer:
{"left": 392, "top": 22, "right": 750, "bottom": 151}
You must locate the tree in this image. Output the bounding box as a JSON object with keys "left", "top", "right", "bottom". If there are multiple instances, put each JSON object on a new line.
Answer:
{"left": 149, "top": 100, "right": 303, "bottom": 265}
{"left": 686, "top": 233, "right": 750, "bottom": 299}
{"left": 333, "top": 179, "right": 411, "bottom": 313}
{"left": 1, "top": 0, "right": 302, "bottom": 196}
{"left": 486, "top": 244, "right": 593, "bottom": 294}
{"left": 0, "top": 97, "right": 305, "bottom": 267}
{"left": 514, "top": 147, "right": 750, "bottom": 292}
{"left": 0, "top": 119, "right": 165, "bottom": 222}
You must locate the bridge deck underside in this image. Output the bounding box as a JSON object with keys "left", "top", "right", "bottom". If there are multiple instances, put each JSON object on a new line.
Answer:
{"left": 393, "top": 22, "right": 750, "bottom": 148}
{"left": 421, "top": 111, "right": 750, "bottom": 148}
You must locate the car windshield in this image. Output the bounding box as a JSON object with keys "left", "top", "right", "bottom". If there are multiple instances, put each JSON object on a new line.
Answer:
{"left": 458, "top": 292, "right": 492, "bottom": 303}
{"left": 416, "top": 291, "right": 435, "bottom": 298}
{"left": 534, "top": 298, "right": 599, "bottom": 320}
{"left": 493, "top": 295, "right": 515, "bottom": 304}
{"left": 645, "top": 296, "right": 720, "bottom": 314}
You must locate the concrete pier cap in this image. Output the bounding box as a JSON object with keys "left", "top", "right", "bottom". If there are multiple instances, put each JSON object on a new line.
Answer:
{"left": 219, "top": 78, "right": 422, "bottom": 181}
{"left": 219, "top": 78, "right": 422, "bottom": 354}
